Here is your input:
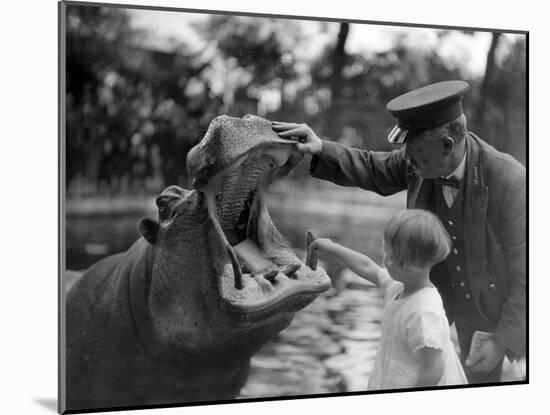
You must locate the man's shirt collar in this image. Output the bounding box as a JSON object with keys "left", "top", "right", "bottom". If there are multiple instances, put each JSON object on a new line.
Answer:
{"left": 443, "top": 150, "right": 467, "bottom": 182}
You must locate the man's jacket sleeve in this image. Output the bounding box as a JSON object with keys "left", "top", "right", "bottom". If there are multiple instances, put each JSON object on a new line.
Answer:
{"left": 494, "top": 169, "right": 527, "bottom": 359}
{"left": 310, "top": 140, "right": 408, "bottom": 195}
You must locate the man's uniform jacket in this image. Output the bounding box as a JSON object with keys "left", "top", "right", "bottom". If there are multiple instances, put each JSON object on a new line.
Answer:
{"left": 311, "top": 133, "right": 526, "bottom": 358}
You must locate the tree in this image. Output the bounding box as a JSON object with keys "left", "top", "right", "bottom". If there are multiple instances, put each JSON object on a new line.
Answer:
{"left": 484, "top": 36, "right": 526, "bottom": 164}
{"left": 65, "top": 4, "right": 222, "bottom": 194}
{"left": 66, "top": 5, "right": 139, "bottom": 189}
{"left": 325, "top": 23, "right": 350, "bottom": 138}
{"left": 472, "top": 32, "right": 502, "bottom": 138}
{"left": 193, "top": 15, "right": 302, "bottom": 115}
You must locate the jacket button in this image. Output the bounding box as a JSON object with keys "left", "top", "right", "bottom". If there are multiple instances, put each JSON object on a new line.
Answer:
{"left": 452, "top": 235, "right": 457, "bottom": 240}
{"left": 453, "top": 248, "right": 458, "bottom": 254}
{"left": 489, "top": 283, "right": 496, "bottom": 290}
{"left": 459, "top": 281, "right": 465, "bottom": 287}
{"left": 448, "top": 220, "right": 454, "bottom": 226}
{"left": 456, "top": 265, "right": 461, "bottom": 271}
{"left": 465, "top": 293, "right": 471, "bottom": 300}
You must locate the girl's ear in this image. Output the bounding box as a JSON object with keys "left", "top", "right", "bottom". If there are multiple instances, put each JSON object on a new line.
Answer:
{"left": 139, "top": 218, "right": 159, "bottom": 245}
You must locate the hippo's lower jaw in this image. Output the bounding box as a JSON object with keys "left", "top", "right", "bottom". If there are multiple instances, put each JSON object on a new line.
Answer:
{"left": 194, "top": 131, "right": 331, "bottom": 322}
{"left": 216, "top": 185, "right": 331, "bottom": 319}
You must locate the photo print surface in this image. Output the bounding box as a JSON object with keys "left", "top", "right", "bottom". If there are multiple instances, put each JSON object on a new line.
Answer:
{"left": 59, "top": 1, "right": 527, "bottom": 413}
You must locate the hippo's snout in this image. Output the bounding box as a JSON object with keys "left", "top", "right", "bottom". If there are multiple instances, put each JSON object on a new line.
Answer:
{"left": 187, "top": 115, "right": 298, "bottom": 189}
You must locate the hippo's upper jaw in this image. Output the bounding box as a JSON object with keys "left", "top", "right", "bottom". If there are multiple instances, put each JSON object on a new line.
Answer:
{"left": 187, "top": 115, "right": 331, "bottom": 322}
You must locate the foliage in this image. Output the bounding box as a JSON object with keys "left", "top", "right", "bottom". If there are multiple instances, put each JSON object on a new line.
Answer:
{"left": 65, "top": 5, "right": 527, "bottom": 196}
{"left": 66, "top": 5, "right": 221, "bottom": 195}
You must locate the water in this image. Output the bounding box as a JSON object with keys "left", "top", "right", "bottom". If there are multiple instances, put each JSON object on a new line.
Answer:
{"left": 66, "top": 213, "right": 142, "bottom": 271}
{"left": 239, "top": 197, "right": 395, "bottom": 397}
{"left": 65, "top": 192, "right": 525, "bottom": 399}
{"left": 238, "top": 281, "right": 384, "bottom": 398}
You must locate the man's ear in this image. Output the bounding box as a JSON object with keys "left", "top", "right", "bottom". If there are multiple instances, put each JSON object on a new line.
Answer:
{"left": 442, "top": 136, "right": 455, "bottom": 156}
{"left": 139, "top": 218, "right": 159, "bottom": 245}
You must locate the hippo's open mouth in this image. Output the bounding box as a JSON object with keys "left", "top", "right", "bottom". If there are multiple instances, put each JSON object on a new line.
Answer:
{"left": 187, "top": 115, "right": 331, "bottom": 320}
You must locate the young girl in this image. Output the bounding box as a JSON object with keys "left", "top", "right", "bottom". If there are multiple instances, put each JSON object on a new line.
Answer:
{"left": 310, "top": 209, "right": 467, "bottom": 389}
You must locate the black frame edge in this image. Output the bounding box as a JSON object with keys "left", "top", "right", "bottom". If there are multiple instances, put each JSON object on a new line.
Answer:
{"left": 58, "top": 1, "right": 68, "bottom": 414}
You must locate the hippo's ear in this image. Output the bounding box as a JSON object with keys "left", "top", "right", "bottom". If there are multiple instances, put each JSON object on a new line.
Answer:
{"left": 139, "top": 218, "right": 159, "bottom": 245}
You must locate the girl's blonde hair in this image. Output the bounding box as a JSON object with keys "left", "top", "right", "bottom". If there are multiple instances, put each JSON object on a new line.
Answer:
{"left": 383, "top": 209, "right": 451, "bottom": 269}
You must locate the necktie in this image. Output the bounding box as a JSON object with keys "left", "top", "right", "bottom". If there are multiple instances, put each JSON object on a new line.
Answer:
{"left": 440, "top": 176, "right": 460, "bottom": 189}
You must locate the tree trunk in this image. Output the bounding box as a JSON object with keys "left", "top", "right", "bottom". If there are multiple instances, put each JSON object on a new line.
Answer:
{"left": 326, "top": 22, "right": 350, "bottom": 139}
{"left": 474, "top": 32, "right": 501, "bottom": 140}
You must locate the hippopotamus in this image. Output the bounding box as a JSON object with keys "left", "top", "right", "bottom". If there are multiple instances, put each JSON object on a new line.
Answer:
{"left": 64, "top": 114, "right": 331, "bottom": 411}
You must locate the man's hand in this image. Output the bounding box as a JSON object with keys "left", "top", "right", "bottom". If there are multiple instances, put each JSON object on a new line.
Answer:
{"left": 465, "top": 338, "right": 506, "bottom": 372}
{"left": 271, "top": 121, "right": 323, "bottom": 155}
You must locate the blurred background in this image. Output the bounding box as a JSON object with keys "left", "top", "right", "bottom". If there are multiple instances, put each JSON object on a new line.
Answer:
{"left": 64, "top": 3, "right": 527, "bottom": 395}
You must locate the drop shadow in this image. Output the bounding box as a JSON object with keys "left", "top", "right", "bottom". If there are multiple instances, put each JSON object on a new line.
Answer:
{"left": 34, "top": 398, "right": 57, "bottom": 412}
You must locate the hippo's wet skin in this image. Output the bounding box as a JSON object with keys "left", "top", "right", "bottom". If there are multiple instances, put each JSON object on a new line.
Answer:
{"left": 65, "top": 115, "right": 331, "bottom": 411}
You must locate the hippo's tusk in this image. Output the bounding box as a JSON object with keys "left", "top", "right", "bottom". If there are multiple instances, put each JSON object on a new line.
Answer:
{"left": 225, "top": 246, "right": 243, "bottom": 290}
{"left": 306, "top": 230, "right": 318, "bottom": 271}
{"left": 205, "top": 192, "right": 244, "bottom": 290}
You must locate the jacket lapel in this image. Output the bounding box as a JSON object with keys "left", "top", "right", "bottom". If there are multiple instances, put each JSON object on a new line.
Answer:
{"left": 463, "top": 133, "right": 489, "bottom": 308}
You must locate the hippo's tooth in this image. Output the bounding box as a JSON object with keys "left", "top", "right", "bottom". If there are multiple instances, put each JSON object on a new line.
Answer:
{"left": 254, "top": 274, "right": 275, "bottom": 293}
{"left": 234, "top": 239, "right": 299, "bottom": 283}
{"left": 263, "top": 269, "right": 279, "bottom": 283}
{"left": 306, "top": 230, "right": 318, "bottom": 271}
{"left": 226, "top": 246, "right": 243, "bottom": 290}
{"left": 205, "top": 192, "right": 243, "bottom": 290}
{"left": 280, "top": 263, "right": 301, "bottom": 278}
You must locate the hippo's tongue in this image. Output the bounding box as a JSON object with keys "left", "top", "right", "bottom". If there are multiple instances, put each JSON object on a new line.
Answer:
{"left": 205, "top": 187, "right": 303, "bottom": 291}
{"left": 234, "top": 239, "right": 302, "bottom": 282}
{"left": 234, "top": 239, "right": 275, "bottom": 275}
{"left": 205, "top": 173, "right": 316, "bottom": 301}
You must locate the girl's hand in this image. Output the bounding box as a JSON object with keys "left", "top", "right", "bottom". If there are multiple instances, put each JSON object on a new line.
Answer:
{"left": 309, "top": 238, "right": 334, "bottom": 252}
{"left": 309, "top": 238, "right": 381, "bottom": 285}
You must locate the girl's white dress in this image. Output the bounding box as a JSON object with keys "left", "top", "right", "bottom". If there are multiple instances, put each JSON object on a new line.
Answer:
{"left": 367, "top": 268, "right": 467, "bottom": 390}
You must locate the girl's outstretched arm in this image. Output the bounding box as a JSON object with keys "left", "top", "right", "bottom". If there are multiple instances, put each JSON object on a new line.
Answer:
{"left": 309, "top": 238, "right": 382, "bottom": 286}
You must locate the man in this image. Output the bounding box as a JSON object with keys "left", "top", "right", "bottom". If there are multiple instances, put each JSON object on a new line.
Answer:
{"left": 272, "top": 80, "right": 526, "bottom": 384}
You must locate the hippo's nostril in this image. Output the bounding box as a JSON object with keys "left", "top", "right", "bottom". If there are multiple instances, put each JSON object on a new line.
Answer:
{"left": 156, "top": 195, "right": 175, "bottom": 211}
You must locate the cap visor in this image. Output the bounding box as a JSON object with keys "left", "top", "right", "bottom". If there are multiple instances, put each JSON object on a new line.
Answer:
{"left": 387, "top": 125, "right": 408, "bottom": 144}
